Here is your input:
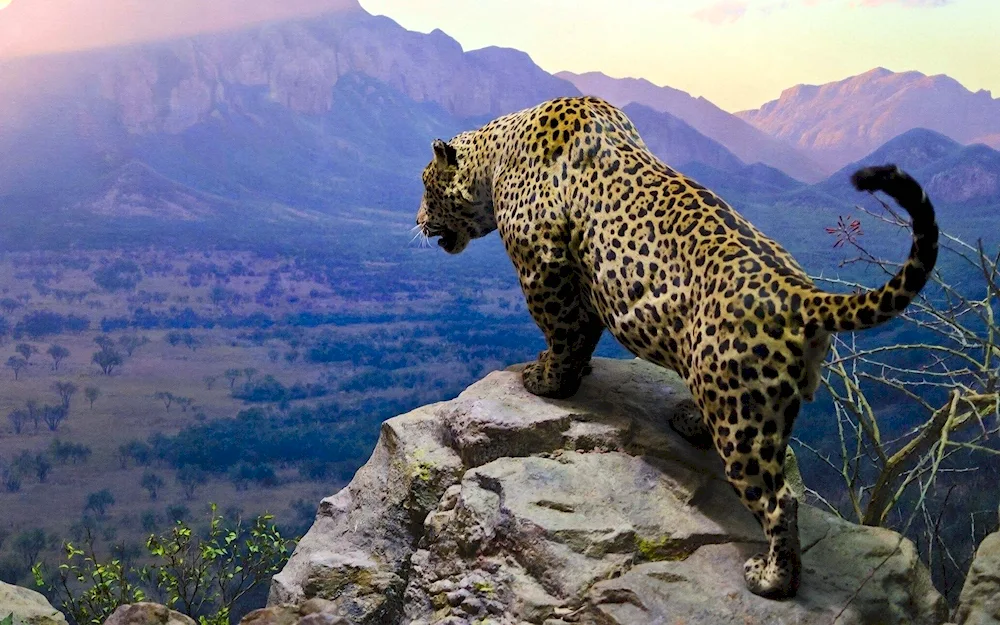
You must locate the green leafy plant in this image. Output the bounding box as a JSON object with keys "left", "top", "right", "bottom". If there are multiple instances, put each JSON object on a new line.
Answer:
{"left": 33, "top": 505, "right": 291, "bottom": 625}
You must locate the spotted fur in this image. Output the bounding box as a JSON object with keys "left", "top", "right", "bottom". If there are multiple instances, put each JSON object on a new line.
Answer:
{"left": 416, "top": 96, "right": 939, "bottom": 599}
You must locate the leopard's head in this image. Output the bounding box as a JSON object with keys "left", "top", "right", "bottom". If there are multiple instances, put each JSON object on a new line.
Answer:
{"left": 416, "top": 137, "right": 495, "bottom": 254}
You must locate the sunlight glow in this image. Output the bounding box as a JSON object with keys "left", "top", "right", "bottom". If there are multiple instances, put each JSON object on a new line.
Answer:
{"left": 0, "top": 0, "right": 13, "bottom": 10}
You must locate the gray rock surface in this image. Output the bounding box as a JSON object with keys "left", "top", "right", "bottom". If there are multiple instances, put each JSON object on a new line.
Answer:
{"left": 102, "top": 603, "right": 195, "bottom": 625}
{"left": 0, "top": 581, "right": 67, "bottom": 625}
{"left": 954, "top": 526, "right": 1000, "bottom": 625}
{"left": 268, "top": 358, "right": 950, "bottom": 625}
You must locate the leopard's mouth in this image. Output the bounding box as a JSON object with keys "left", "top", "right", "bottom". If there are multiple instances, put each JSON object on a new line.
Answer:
{"left": 422, "top": 224, "right": 465, "bottom": 254}
{"left": 437, "top": 229, "right": 459, "bottom": 253}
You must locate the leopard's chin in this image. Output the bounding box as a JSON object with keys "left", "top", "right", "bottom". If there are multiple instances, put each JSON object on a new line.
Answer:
{"left": 438, "top": 230, "right": 469, "bottom": 254}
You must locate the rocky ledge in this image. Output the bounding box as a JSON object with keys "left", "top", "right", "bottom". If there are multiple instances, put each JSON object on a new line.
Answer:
{"left": 261, "top": 358, "right": 960, "bottom": 625}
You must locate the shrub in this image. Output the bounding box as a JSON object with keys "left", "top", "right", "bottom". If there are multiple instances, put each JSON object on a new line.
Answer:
{"left": 33, "top": 505, "right": 292, "bottom": 625}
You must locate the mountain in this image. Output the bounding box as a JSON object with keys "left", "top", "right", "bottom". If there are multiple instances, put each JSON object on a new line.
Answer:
{"left": 556, "top": 70, "right": 826, "bottom": 183}
{"left": 820, "top": 127, "right": 1000, "bottom": 208}
{"left": 0, "top": 8, "right": 579, "bottom": 250}
{"left": 737, "top": 67, "right": 1000, "bottom": 173}
{"left": 620, "top": 103, "right": 745, "bottom": 172}
{"left": 610, "top": 103, "right": 804, "bottom": 201}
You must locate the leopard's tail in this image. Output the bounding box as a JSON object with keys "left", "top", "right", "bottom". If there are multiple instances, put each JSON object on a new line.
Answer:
{"left": 802, "top": 165, "right": 938, "bottom": 333}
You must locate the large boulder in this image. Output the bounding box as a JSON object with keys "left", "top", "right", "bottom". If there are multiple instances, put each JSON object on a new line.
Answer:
{"left": 0, "top": 582, "right": 67, "bottom": 625}
{"left": 953, "top": 524, "right": 1000, "bottom": 625}
{"left": 266, "top": 358, "right": 949, "bottom": 625}
{"left": 102, "top": 603, "right": 195, "bottom": 625}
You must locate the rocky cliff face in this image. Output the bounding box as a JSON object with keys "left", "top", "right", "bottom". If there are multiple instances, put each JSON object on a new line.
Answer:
{"left": 261, "top": 358, "right": 952, "bottom": 625}
{"left": 0, "top": 9, "right": 574, "bottom": 140}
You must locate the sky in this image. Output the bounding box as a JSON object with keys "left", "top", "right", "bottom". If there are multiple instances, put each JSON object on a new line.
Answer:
{"left": 0, "top": 0, "right": 357, "bottom": 59}
{"left": 356, "top": 0, "right": 1000, "bottom": 111}
{"left": 0, "top": 0, "right": 996, "bottom": 111}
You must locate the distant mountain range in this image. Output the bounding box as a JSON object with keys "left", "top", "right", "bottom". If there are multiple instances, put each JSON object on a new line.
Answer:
{"left": 557, "top": 71, "right": 827, "bottom": 183}
{"left": 819, "top": 128, "right": 1000, "bottom": 208}
{"left": 0, "top": 3, "right": 997, "bottom": 253}
{"left": 736, "top": 67, "right": 1000, "bottom": 172}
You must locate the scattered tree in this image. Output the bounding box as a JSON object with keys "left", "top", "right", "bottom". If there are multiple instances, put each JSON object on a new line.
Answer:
{"left": 26, "top": 399, "right": 40, "bottom": 431}
{"left": 182, "top": 333, "right": 201, "bottom": 351}
{"left": 119, "top": 440, "right": 151, "bottom": 467}
{"left": 50, "top": 439, "right": 92, "bottom": 465}
{"left": 203, "top": 375, "right": 218, "bottom": 390}
{"left": 13, "top": 529, "right": 47, "bottom": 569}
{"left": 7, "top": 409, "right": 28, "bottom": 435}
{"left": 42, "top": 404, "right": 68, "bottom": 431}
{"left": 2, "top": 466, "right": 21, "bottom": 492}
{"left": 92, "top": 258, "right": 143, "bottom": 292}
{"left": 92, "top": 348, "right": 123, "bottom": 376}
{"left": 53, "top": 381, "right": 78, "bottom": 409}
{"left": 243, "top": 367, "right": 258, "bottom": 383}
{"left": 15, "top": 342, "right": 36, "bottom": 362}
{"left": 84, "top": 489, "right": 115, "bottom": 517}
{"left": 35, "top": 454, "right": 52, "bottom": 483}
{"left": 176, "top": 466, "right": 207, "bottom": 500}
{"left": 93, "top": 335, "right": 114, "bottom": 351}
{"left": 47, "top": 344, "right": 70, "bottom": 370}
{"left": 84, "top": 386, "right": 101, "bottom": 409}
{"left": 140, "top": 472, "right": 164, "bottom": 501}
{"left": 166, "top": 505, "right": 189, "bottom": 524}
{"left": 6, "top": 356, "right": 27, "bottom": 380}
{"left": 224, "top": 368, "right": 241, "bottom": 388}
{"left": 154, "top": 391, "right": 174, "bottom": 411}
{"left": 141, "top": 510, "right": 161, "bottom": 533}
{"left": 117, "top": 334, "right": 149, "bottom": 357}
{"left": 0, "top": 297, "right": 20, "bottom": 314}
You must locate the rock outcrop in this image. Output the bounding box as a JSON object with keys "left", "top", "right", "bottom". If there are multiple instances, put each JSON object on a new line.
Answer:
{"left": 953, "top": 523, "right": 1000, "bottom": 625}
{"left": 0, "top": 581, "right": 67, "bottom": 625}
{"left": 267, "top": 358, "right": 950, "bottom": 625}
{"left": 102, "top": 603, "right": 195, "bottom": 625}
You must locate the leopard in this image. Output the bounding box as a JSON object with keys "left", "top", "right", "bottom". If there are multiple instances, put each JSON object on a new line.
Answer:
{"left": 415, "top": 95, "right": 938, "bottom": 599}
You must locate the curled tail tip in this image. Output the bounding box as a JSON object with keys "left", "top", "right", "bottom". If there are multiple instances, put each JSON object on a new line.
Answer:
{"left": 850, "top": 164, "right": 931, "bottom": 218}
{"left": 850, "top": 164, "right": 906, "bottom": 193}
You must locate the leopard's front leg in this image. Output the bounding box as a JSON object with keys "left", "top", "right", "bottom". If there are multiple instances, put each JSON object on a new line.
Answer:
{"left": 512, "top": 257, "right": 603, "bottom": 400}
{"left": 522, "top": 310, "right": 603, "bottom": 399}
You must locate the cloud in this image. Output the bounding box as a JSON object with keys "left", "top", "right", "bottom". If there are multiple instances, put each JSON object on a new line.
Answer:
{"left": 691, "top": 0, "right": 750, "bottom": 24}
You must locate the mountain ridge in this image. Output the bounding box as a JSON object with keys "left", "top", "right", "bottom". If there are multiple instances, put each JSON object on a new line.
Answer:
{"left": 736, "top": 67, "right": 1000, "bottom": 172}
{"left": 556, "top": 70, "right": 826, "bottom": 182}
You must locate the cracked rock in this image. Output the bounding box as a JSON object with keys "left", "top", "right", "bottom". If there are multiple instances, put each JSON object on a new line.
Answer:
{"left": 264, "top": 358, "right": 951, "bottom": 625}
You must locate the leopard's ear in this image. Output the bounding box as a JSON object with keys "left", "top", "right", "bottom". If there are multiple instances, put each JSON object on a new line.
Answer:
{"left": 432, "top": 139, "right": 458, "bottom": 168}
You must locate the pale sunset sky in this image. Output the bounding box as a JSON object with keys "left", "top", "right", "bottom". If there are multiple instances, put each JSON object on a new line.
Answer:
{"left": 0, "top": 0, "right": 996, "bottom": 111}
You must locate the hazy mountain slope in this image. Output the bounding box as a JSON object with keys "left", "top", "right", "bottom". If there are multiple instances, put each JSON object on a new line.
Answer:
{"left": 620, "top": 103, "right": 745, "bottom": 172}
{"left": 0, "top": 7, "right": 578, "bottom": 249}
{"left": 557, "top": 70, "right": 825, "bottom": 182}
{"left": 818, "top": 127, "right": 1000, "bottom": 207}
{"left": 737, "top": 67, "right": 1000, "bottom": 172}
